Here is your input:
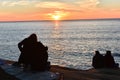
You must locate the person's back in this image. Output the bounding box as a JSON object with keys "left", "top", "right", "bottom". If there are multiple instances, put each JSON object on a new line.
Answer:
{"left": 17, "top": 38, "right": 33, "bottom": 65}
{"left": 104, "top": 51, "right": 115, "bottom": 68}
{"left": 92, "top": 51, "right": 104, "bottom": 69}
{"left": 30, "top": 42, "right": 49, "bottom": 71}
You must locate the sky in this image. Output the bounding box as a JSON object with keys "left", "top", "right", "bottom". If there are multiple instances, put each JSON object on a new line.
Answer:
{"left": 0, "top": 0, "right": 120, "bottom": 21}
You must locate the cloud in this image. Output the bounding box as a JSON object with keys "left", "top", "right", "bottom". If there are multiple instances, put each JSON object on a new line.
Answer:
{"left": 2, "top": 0, "right": 119, "bottom": 15}
{"left": 0, "top": 1, "right": 11, "bottom": 6}
{"left": 0, "top": 1, "right": 34, "bottom": 7}
{"left": 9, "top": 1, "right": 30, "bottom": 6}
{"left": 35, "top": 2, "right": 66, "bottom": 8}
{"left": 35, "top": 0, "right": 101, "bottom": 12}
{"left": 0, "top": 0, "right": 100, "bottom": 10}
{"left": 75, "top": 0, "right": 100, "bottom": 10}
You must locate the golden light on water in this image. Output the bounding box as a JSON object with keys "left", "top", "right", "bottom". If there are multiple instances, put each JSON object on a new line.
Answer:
{"left": 54, "top": 21, "right": 60, "bottom": 29}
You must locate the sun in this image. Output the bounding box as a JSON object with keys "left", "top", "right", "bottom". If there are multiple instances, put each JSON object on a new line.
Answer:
{"left": 52, "top": 15, "right": 61, "bottom": 20}
{"left": 47, "top": 11, "right": 68, "bottom": 20}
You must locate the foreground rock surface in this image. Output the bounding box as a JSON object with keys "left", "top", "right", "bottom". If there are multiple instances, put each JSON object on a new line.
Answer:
{"left": 0, "top": 59, "right": 120, "bottom": 80}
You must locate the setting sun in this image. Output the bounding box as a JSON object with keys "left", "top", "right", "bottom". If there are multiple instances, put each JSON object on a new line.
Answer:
{"left": 52, "top": 15, "right": 61, "bottom": 20}
{"left": 47, "top": 11, "right": 69, "bottom": 20}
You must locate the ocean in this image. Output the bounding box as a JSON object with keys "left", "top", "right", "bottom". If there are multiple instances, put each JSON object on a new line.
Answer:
{"left": 0, "top": 19, "right": 120, "bottom": 70}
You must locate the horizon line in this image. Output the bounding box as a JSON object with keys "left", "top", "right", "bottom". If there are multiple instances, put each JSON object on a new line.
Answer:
{"left": 0, "top": 18, "right": 120, "bottom": 23}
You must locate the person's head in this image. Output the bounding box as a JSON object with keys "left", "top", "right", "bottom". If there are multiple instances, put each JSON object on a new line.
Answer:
{"left": 29, "top": 33, "right": 37, "bottom": 42}
{"left": 106, "top": 50, "right": 111, "bottom": 55}
{"left": 95, "top": 51, "right": 100, "bottom": 55}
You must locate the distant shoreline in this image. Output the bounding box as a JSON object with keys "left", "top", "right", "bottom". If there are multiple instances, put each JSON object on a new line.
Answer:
{"left": 0, "top": 18, "right": 120, "bottom": 23}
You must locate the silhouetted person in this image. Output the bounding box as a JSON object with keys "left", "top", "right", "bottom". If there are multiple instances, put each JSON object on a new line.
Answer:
{"left": 30, "top": 41, "right": 49, "bottom": 71}
{"left": 17, "top": 33, "right": 38, "bottom": 68}
{"left": 13, "top": 33, "right": 50, "bottom": 71}
{"left": 92, "top": 51, "right": 104, "bottom": 69}
{"left": 104, "top": 51, "right": 119, "bottom": 68}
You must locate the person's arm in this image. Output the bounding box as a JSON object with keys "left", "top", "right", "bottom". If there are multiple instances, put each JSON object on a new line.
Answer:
{"left": 18, "top": 38, "right": 27, "bottom": 52}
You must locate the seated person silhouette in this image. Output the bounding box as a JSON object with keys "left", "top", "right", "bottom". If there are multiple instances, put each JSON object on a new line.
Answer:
{"left": 104, "top": 50, "right": 119, "bottom": 68}
{"left": 92, "top": 51, "right": 104, "bottom": 69}
{"left": 12, "top": 34, "right": 37, "bottom": 68}
{"left": 30, "top": 41, "right": 50, "bottom": 71}
{"left": 13, "top": 33, "right": 50, "bottom": 71}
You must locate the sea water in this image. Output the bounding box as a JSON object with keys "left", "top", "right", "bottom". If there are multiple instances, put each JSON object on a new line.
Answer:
{"left": 0, "top": 19, "right": 120, "bottom": 70}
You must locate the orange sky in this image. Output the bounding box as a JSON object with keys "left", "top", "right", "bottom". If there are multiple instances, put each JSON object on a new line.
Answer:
{"left": 0, "top": 0, "right": 120, "bottom": 21}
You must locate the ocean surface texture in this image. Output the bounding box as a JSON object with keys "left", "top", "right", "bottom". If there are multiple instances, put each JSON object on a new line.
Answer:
{"left": 0, "top": 20, "right": 120, "bottom": 70}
